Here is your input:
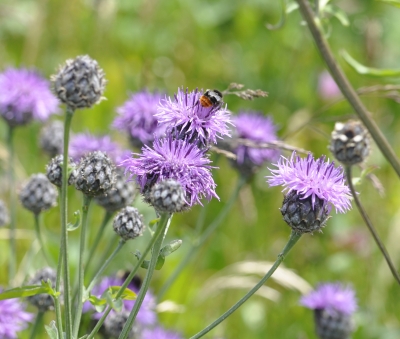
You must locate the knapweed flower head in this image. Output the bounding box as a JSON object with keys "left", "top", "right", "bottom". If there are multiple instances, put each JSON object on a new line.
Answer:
{"left": 233, "top": 112, "right": 280, "bottom": 173}
{"left": 267, "top": 152, "right": 351, "bottom": 214}
{"left": 0, "top": 289, "right": 33, "bottom": 339}
{"left": 0, "top": 68, "right": 59, "bottom": 126}
{"left": 122, "top": 137, "right": 218, "bottom": 207}
{"left": 141, "top": 326, "right": 183, "bottom": 339}
{"left": 70, "top": 133, "right": 130, "bottom": 164}
{"left": 84, "top": 276, "right": 157, "bottom": 326}
{"left": 113, "top": 90, "right": 166, "bottom": 147}
{"left": 156, "top": 87, "right": 232, "bottom": 146}
{"left": 300, "top": 283, "right": 357, "bottom": 315}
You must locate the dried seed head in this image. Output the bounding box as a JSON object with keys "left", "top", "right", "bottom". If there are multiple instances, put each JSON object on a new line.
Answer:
{"left": 104, "top": 311, "right": 138, "bottom": 339}
{"left": 52, "top": 55, "right": 106, "bottom": 110}
{"left": 329, "top": 120, "right": 370, "bottom": 166}
{"left": 46, "top": 155, "right": 76, "bottom": 188}
{"left": 74, "top": 151, "right": 116, "bottom": 197}
{"left": 149, "top": 179, "right": 187, "bottom": 213}
{"left": 0, "top": 200, "right": 9, "bottom": 227}
{"left": 19, "top": 174, "right": 58, "bottom": 215}
{"left": 314, "top": 309, "right": 354, "bottom": 339}
{"left": 94, "top": 170, "right": 136, "bottom": 212}
{"left": 113, "top": 206, "right": 145, "bottom": 241}
{"left": 280, "top": 191, "right": 331, "bottom": 234}
{"left": 26, "top": 267, "right": 58, "bottom": 312}
{"left": 39, "top": 120, "right": 64, "bottom": 157}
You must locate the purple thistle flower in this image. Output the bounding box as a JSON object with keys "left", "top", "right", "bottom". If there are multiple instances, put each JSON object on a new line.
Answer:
{"left": 0, "top": 289, "right": 33, "bottom": 339}
{"left": 234, "top": 112, "right": 280, "bottom": 166}
{"left": 267, "top": 152, "right": 351, "bottom": 213}
{"left": 121, "top": 137, "right": 218, "bottom": 206}
{"left": 0, "top": 68, "right": 59, "bottom": 126}
{"left": 141, "top": 326, "right": 183, "bottom": 339}
{"left": 69, "top": 133, "right": 130, "bottom": 164}
{"left": 84, "top": 276, "right": 157, "bottom": 326}
{"left": 300, "top": 283, "right": 357, "bottom": 315}
{"left": 113, "top": 90, "right": 166, "bottom": 147}
{"left": 156, "top": 87, "right": 232, "bottom": 146}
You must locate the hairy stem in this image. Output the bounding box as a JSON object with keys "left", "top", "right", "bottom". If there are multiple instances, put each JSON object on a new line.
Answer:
{"left": 29, "top": 311, "right": 44, "bottom": 339}
{"left": 7, "top": 126, "right": 16, "bottom": 286}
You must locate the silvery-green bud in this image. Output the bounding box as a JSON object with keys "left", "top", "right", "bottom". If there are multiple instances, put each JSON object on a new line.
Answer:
{"left": 113, "top": 206, "right": 145, "bottom": 241}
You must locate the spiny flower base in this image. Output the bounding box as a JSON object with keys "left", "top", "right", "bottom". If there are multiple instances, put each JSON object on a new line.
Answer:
{"left": 314, "top": 309, "right": 353, "bottom": 339}
{"left": 280, "top": 191, "right": 330, "bottom": 234}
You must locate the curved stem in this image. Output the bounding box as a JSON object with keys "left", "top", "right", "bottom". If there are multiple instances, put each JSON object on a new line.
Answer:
{"left": 118, "top": 212, "right": 171, "bottom": 339}
{"left": 345, "top": 166, "right": 400, "bottom": 285}
{"left": 29, "top": 311, "right": 44, "bottom": 339}
{"left": 158, "top": 177, "right": 246, "bottom": 300}
{"left": 7, "top": 126, "right": 16, "bottom": 286}
{"left": 85, "top": 210, "right": 113, "bottom": 271}
{"left": 294, "top": 0, "right": 400, "bottom": 179}
{"left": 87, "top": 239, "right": 126, "bottom": 293}
{"left": 72, "top": 194, "right": 92, "bottom": 339}
{"left": 189, "top": 231, "right": 302, "bottom": 339}
{"left": 33, "top": 213, "right": 54, "bottom": 266}
{"left": 86, "top": 213, "right": 171, "bottom": 339}
{"left": 58, "top": 108, "right": 74, "bottom": 338}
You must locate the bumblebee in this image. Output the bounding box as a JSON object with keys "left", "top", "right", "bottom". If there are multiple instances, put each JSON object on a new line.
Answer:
{"left": 199, "top": 89, "right": 223, "bottom": 109}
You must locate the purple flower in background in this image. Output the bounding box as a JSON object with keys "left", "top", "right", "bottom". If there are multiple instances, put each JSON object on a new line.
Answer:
{"left": 156, "top": 87, "right": 232, "bottom": 146}
{"left": 234, "top": 112, "right": 280, "bottom": 166}
{"left": 0, "top": 68, "right": 59, "bottom": 126}
{"left": 84, "top": 276, "right": 157, "bottom": 326}
{"left": 69, "top": 133, "right": 130, "bottom": 163}
{"left": 142, "top": 326, "right": 183, "bottom": 339}
{"left": 122, "top": 137, "right": 218, "bottom": 206}
{"left": 0, "top": 289, "right": 33, "bottom": 339}
{"left": 267, "top": 152, "right": 351, "bottom": 213}
{"left": 113, "top": 90, "right": 166, "bottom": 147}
{"left": 300, "top": 283, "right": 357, "bottom": 315}
{"left": 318, "top": 71, "right": 341, "bottom": 99}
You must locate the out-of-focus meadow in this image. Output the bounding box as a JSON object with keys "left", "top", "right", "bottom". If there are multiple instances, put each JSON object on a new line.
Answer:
{"left": 1, "top": 0, "right": 400, "bottom": 338}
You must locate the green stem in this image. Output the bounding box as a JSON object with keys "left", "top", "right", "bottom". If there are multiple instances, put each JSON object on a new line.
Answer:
{"left": 86, "top": 214, "right": 171, "bottom": 339}
{"left": 158, "top": 177, "right": 246, "bottom": 300}
{"left": 294, "top": 0, "right": 400, "bottom": 179}
{"left": 58, "top": 108, "right": 74, "bottom": 339}
{"left": 345, "top": 166, "right": 400, "bottom": 285}
{"left": 87, "top": 239, "right": 126, "bottom": 293}
{"left": 189, "top": 231, "right": 302, "bottom": 339}
{"left": 29, "top": 311, "right": 44, "bottom": 339}
{"left": 118, "top": 212, "right": 171, "bottom": 339}
{"left": 7, "top": 125, "right": 16, "bottom": 286}
{"left": 33, "top": 213, "right": 54, "bottom": 266}
{"left": 54, "top": 190, "right": 63, "bottom": 339}
{"left": 72, "top": 194, "right": 92, "bottom": 339}
{"left": 85, "top": 210, "right": 113, "bottom": 271}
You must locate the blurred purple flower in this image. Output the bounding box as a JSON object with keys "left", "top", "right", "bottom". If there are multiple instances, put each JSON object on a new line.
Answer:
{"left": 84, "top": 276, "right": 157, "bottom": 326}
{"left": 69, "top": 133, "right": 130, "bottom": 163}
{"left": 318, "top": 71, "right": 341, "bottom": 99}
{"left": 234, "top": 112, "right": 280, "bottom": 166}
{"left": 113, "top": 90, "right": 166, "bottom": 147}
{"left": 0, "top": 289, "right": 33, "bottom": 339}
{"left": 156, "top": 87, "right": 232, "bottom": 146}
{"left": 267, "top": 152, "right": 351, "bottom": 213}
{"left": 142, "top": 326, "right": 183, "bottom": 339}
{"left": 0, "top": 68, "right": 59, "bottom": 126}
{"left": 300, "top": 283, "right": 357, "bottom": 315}
{"left": 121, "top": 137, "right": 218, "bottom": 206}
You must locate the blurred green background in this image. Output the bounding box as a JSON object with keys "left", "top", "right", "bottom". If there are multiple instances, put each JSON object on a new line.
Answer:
{"left": 1, "top": 0, "right": 400, "bottom": 338}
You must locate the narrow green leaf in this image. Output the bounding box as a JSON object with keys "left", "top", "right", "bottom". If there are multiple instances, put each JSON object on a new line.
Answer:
{"left": 266, "top": 0, "right": 286, "bottom": 30}
{"left": 107, "top": 286, "right": 137, "bottom": 300}
{"left": 67, "top": 210, "right": 81, "bottom": 231}
{"left": 45, "top": 321, "right": 59, "bottom": 339}
{"left": 324, "top": 5, "right": 349, "bottom": 26}
{"left": 378, "top": 0, "right": 400, "bottom": 8}
{"left": 286, "top": 2, "right": 299, "bottom": 13}
{"left": 149, "top": 218, "right": 160, "bottom": 227}
{"left": 0, "top": 284, "right": 52, "bottom": 300}
{"left": 160, "top": 239, "right": 183, "bottom": 257}
{"left": 342, "top": 50, "right": 400, "bottom": 77}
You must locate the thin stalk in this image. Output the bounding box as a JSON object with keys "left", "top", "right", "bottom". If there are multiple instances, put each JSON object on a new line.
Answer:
{"left": 72, "top": 194, "right": 92, "bottom": 339}
{"left": 118, "top": 212, "right": 171, "bottom": 339}
{"left": 189, "top": 231, "right": 302, "bottom": 339}
{"left": 345, "top": 166, "right": 400, "bottom": 285}
{"left": 86, "top": 214, "right": 171, "bottom": 339}
{"left": 7, "top": 125, "right": 16, "bottom": 286}
{"left": 29, "top": 311, "right": 44, "bottom": 339}
{"left": 86, "top": 239, "right": 126, "bottom": 293}
{"left": 58, "top": 108, "right": 74, "bottom": 338}
{"left": 33, "top": 213, "right": 54, "bottom": 266}
{"left": 158, "top": 177, "right": 246, "bottom": 300}
{"left": 54, "top": 192, "right": 63, "bottom": 338}
{"left": 294, "top": 0, "right": 400, "bottom": 179}
{"left": 85, "top": 210, "right": 113, "bottom": 271}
